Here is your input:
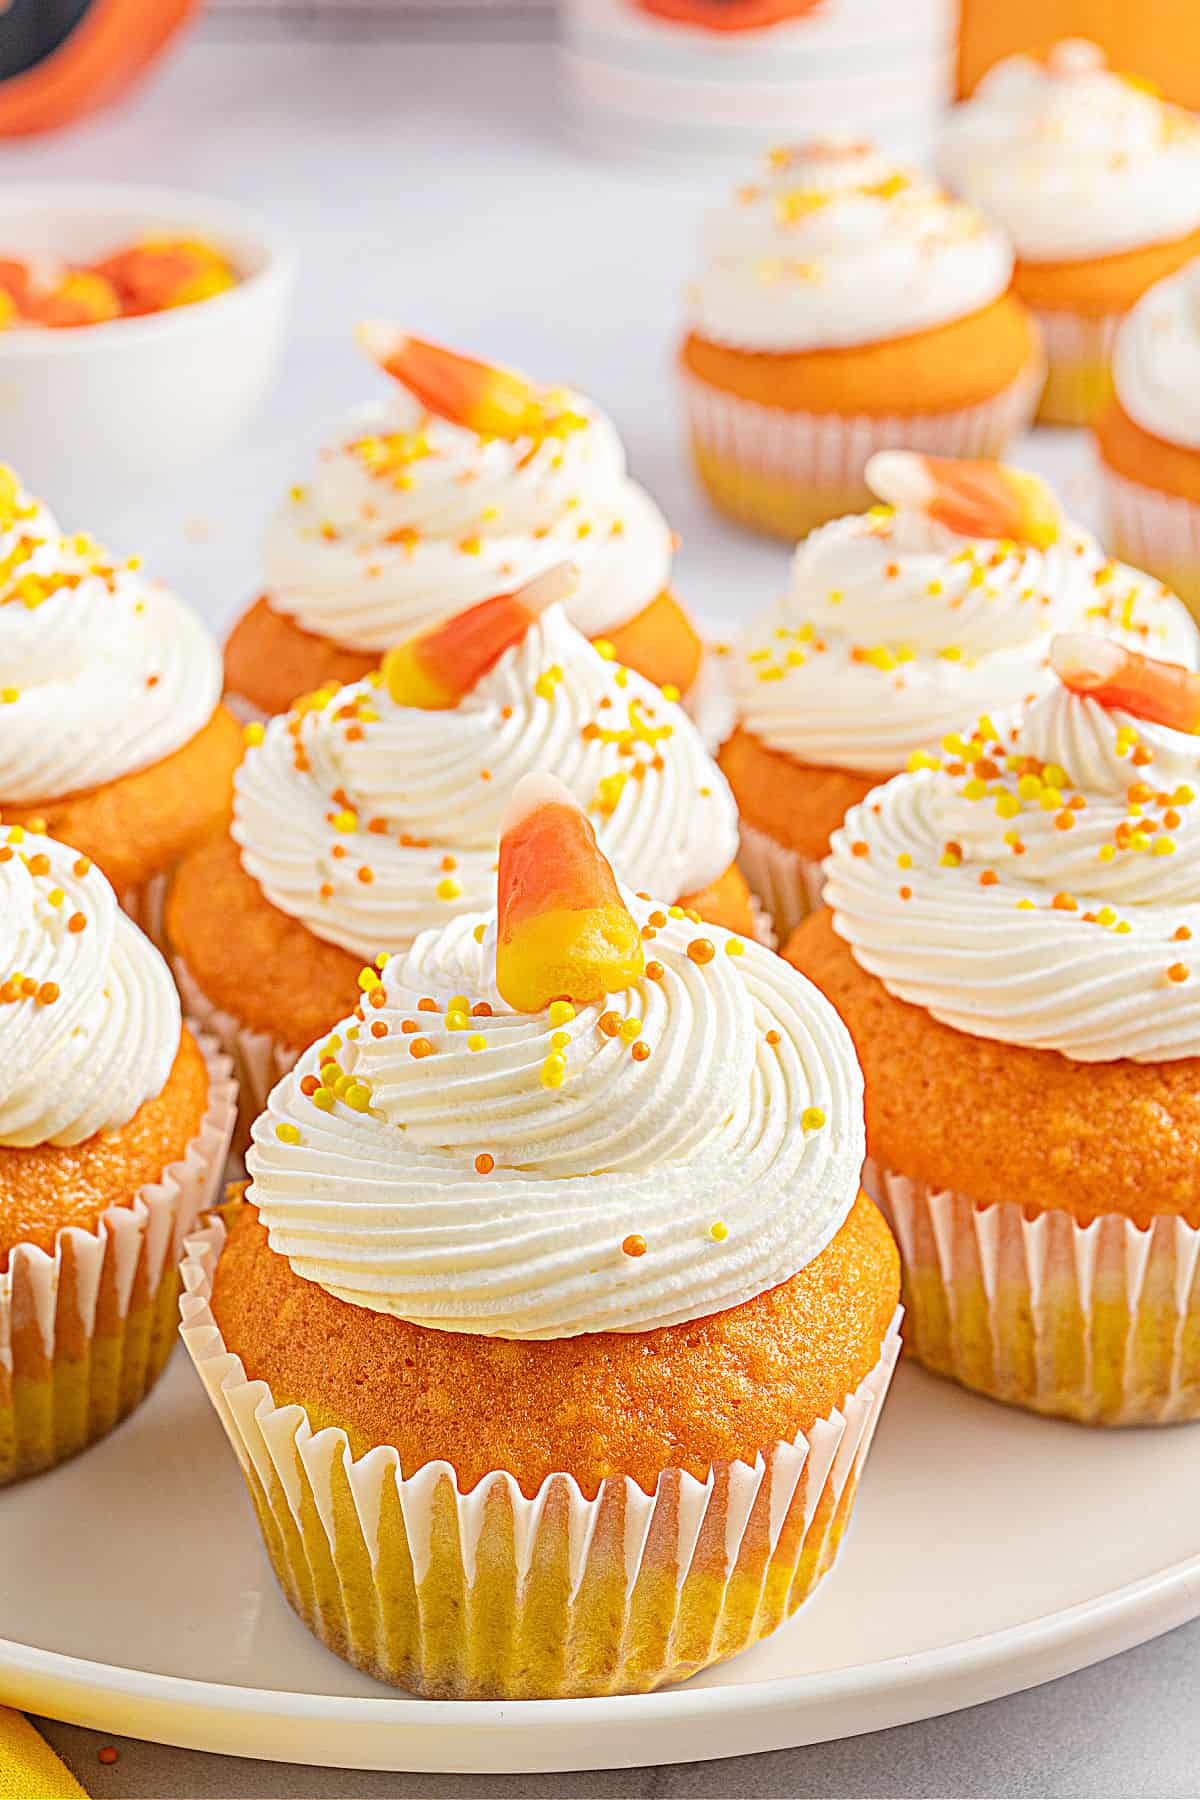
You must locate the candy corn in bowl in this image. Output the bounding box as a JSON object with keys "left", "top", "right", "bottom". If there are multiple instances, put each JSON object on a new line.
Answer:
{"left": 0, "top": 183, "right": 290, "bottom": 520}
{"left": 224, "top": 328, "right": 703, "bottom": 719}
{"left": 179, "top": 775, "right": 900, "bottom": 1698}
{"left": 169, "top": 567, "right": 757, "bottom": 1134}
{"left": 787, "top": 636, "right": 1200, "bottom": 1425}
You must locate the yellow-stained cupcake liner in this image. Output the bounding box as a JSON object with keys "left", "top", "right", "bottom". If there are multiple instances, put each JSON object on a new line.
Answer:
{"left": 0, "top": 1034, "right": 236, "bottom": 1486}
{"left": 1098, "top": 460, "right": 1200, "bottom": 622}
{"left": 174, "top": 955, "right": 301, "bottom": 1149}
{"left": 682, "top": 359, "right": 1045, "bottom": 543}
{"left": 1031, "top": 308, "right": 1121, "bottom": 428}
{"left": 179, "top": 1214, "right": 902, "bottom": 1700}
{"left": 737, "top": 821, "right": 826, "bottom": 947}
{"left": 865, "top": 1160, "right": 1200, "bottom": 1426}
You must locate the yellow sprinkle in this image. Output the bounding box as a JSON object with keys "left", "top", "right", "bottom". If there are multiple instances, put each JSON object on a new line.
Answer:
{"left": 668, "top": 905, "right": 685, "bottom": 919}
{"left": 801, "top": 1106, "right": 826, "bottom": 1131}
{"left": 376, "top": 951, "right": 391, "bottom": 969}
{"left": 938, "top": 646, "right": 962, "bottom": 663}
{"left": 725, "top": 939, "right": 745, "bottom": 956}
{"left": 1017, "top": 898, "right": 1036, "bottom": 910}
{"left": 963, "top": 778, "right": 987, "bottom": 802}
{"left": 995, "top": 795, "right": 1021, "bottom": 820}
{"left": 1043, "top": 764, "right": 1067, "bottom": 789}
{"left": 467, "top": 1033, "right": 487, "bottom": 1052}
{"left": 661, "top": 684, "right": 680, "bottom": 703}
{"left": 550, "top": 1029, "right": 571, "bottom": 1051}
{"left": 1153, "top": 837, "right": 1177, "bottom": 855}
{"left": 709, "top": 1220, "right": 729, "bottom": 1242}
{"left": 897, "top": 852, "right": 913, "bottom": 869}
{"left": 908, "top": 751, "right": 941, "bottom": 773}
{"left": 1115, "top": 921, "right": 1132, "bottom": 934}
{"left": 332, "top": 809, "right": 358, "bottom": 834}
{"left": 594, "top": 638, "right": 615, "bottom": 661}
{"left": 1098, "top": 844, "right": 1116, "bottom": 863}
{"left": 46, "top": 888, "right": 64, "bottom": 908}
{"left": 437, "top": 877, "right": 462, "bottom": 900}
{"left": 756, "top": 666, "right": 785, "bottom": 683}
{"left": 1, "top": 688, "right": 19, "bottom": 704}
{"left": 243, "top": 721, "right": 265, "bottom": 746}
{"left": 358, "top": 967, "right": 380, "bottom": 990}
{"left": 275, "top": 1122, "right": 301, "bottom": 1145}
{"left": 345, "top": 1084, "right": 372, "bottom": 1112}
{"left": 540, "top": 1053, "right": 567, "bottom": 1089}
{"left": 619, "top": 1017, "right": 642, "bottom": 1042}
{"left": 312, "top": 1087, "right": 335, "bottom": 1110}
{"left": 548, "top": 1000, "right": 576, "bottom": 1025}
{"left": 1017, "top": 774, "right": 1043, "bottom": 801}
{"left": 473, "top": 923, "right": 486, "bottom": 944}
{"left": 1097, "top": 906, "right": 1117, "bottom": 926}
{"left": 446, "top": 1010, "right": 469, "bottom": 1031}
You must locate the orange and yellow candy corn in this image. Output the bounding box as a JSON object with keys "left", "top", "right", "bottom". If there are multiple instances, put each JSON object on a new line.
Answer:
{"left": 1050, "top": 635, "right": 1200, "bottom": 734}
{"left": 357, "top": 324, "right": 585, "bottom": 442}
{"left": 866, "top": 453, "right": 1061, "bottom": 549}
{"left": 31, "top": 270, "right": 121, "bottom": 328}
{"left": 496, "top": 772, "right": 644, "bottom": 1014}
{"left": 382, "top": 564, "right": 576, "bottom": 709}
{"left": 97, "top": 237, "right": 237, "bottom": 314}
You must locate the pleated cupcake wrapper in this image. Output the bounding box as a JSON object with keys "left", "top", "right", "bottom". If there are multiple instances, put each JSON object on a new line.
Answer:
{"left": 864, "top": 1158, "right": 1200, "bottom": 1427}
{"left": 120, "top": 870, "right": 170, "bottom": 957}
{"left": 174, "top": 955, "right": 300, "bottom": 1150}
{"left": 179, "top": 1215, "right": 901, "bottom": 1700}
{"left": 737, "top": 820, "right": 826, "bottom": 947}
{"left": 1097, "top": 461, "right": 1200, "bottom": 618}
{"left": 0, "top": 1034, "right": 236, "bottom": 1486}
{"left": 222, "top": 690, "right": 270, "bottom": 728}
{"left": 1030, "top": 307, "right": 1121, "bottom": 428}
{"left": 681, "top": 359, "right": 1044, "bottom": 541}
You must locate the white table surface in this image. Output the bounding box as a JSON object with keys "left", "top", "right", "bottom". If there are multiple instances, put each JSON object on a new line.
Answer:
{"left": 3, "top": 21, "right": 1197, "bottom": 1798}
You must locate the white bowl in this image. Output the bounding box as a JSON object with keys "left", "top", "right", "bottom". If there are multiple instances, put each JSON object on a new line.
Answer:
{"left": 0, "top": 182, "right": 293, "bottom": 526}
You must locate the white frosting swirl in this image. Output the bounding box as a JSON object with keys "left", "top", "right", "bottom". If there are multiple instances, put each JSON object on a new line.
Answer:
{"left": 734, "top": 504, "right": 1198, "bottom": 775}
{"left": 234, "top": 607, "right": 738, "bottom": 962}
{"left": 686, "top": 142, "right": 1012, "bottom": 352}
{"left": 263, "top": 387, "right": 674, "bottom": 648}
{"left": 247, "top": 897, "right": 864, "bottom": 1337}
{"left": 941, "top": 42, "right": 1200, "bottom": 263}
{"left": 0, "top": 831, "right": 181, "bottom": 1146}
{"left": 826, "top": 684, "right": 1200, "bottom": 1062}
{"left": 1113, "top": 260, "right": 1200, "bottom": 450}
{"left": 0, "top": 479, "right": 221, "bottom": 805}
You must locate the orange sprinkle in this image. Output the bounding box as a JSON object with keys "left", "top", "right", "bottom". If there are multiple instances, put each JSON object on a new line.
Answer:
{"left": 98, "top": 1748, "right": 119, "bottom": 1768}
{"left": 417, "top": 997, "right": 437, "bottom": 1012}
{"left": 357, "top": 865, "right": 375, "bottom": 884}
{"left": 1167, "top": 963, "right": 1191, "bottom": 984}
{"left": 472, "top": 1001, "right": 493, "bottom": 1017}
{"left": 27, "top": 853, "right": 50, "bottom": 876}
{"left": 687, "top": 938, "right": 715, "bottom": 965}
{"left": 368, "top": 986, "right": 387, "bottom": 1008}
{"left": 899, "top": 885, "right": 913, "bottom": 900}
{"left": 475, "top": 1153, "right": 495, "bottom": 1175}
{"left": 631, "top": 1040, "right": 651, "bottom": 1062}
{"left": 410, "top": 1037, "right": 436, "bottom": 1058}
{"left": 371, "top": 1020, "right": 388, "bottom": 1038}
{"left": 645, "top": 960, "right": 664, "bottom": 981}
{"left": 441, "top": 854, "right": 457, "bottom": 872}
{"left": 598, "top": 1011, "right": 622, "bottom": 1038}
{"left": 851, "top": 841, "right": 869, "bottom": 858}
{"left": 979, "top": 870, "right": 998, "bottom": 886}
{"left": 622, "top": 1234, "right": 647, "bottom": 1258}
{"left": 73, "top": 857, "right": 91, "bottom": 877}
{"left": 67, "top": 912, "right": 86, "bottom": 933}
{"left": 1054, "top": 812, "right": 1076, "bottom": 832}
{"left": 1052, "top": 892, "right": 1078, "bottom": 912}
{"left": 401, "top": 1019, "right": 420, "bottom": 1034}
{"left": 1174, "top": 925, "right": 1193, "bottom": 941}
{"left": 1131, "top": 745, "right": 1154, "bottom": 767}
{"left": 765, "top": 1029, "right": 781, "bottom": 1046}
{"left": 300, "top": 1074, "right": 320, "bottom": 1096}
{"left": 36, "top": 981, "right": 59, "bottom": 1005}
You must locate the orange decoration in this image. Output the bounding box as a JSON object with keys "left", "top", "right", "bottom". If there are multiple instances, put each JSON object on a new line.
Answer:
{"left": 867, "top": 452, "right": 1061, "bottom": 549}
{"left": 1050, "top": 636, "right": 1200, "bottom": 734}
{"left": 382, "top": 564, "right": 576, "bottom": 710}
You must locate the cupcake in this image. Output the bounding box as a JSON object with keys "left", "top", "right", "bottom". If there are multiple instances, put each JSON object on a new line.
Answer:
{"left": 0, "top": 827, "right": 234, "bottom": 1483}
{"left": 225, "top": 328, "right": 702, "bottom": 717}
{"left": 179, "top": 773, "right": 900, "bottom": 1698}
{"left": 1096, "top": 260, "right": 1200, "bottom": 620}
{"left": 172, "top": 567, "right": 752, "bottom": 1128}
{"left": 940, "top": 40, "right": 1200, "bottom": 428}
{"left": 720, "top": 452, "right": 1199, "bottom": 941}
{"left": 0, "top": 466, "right": 241, "bottom": 944}
{"left": 787, "top": 634, "right": 1200, "bottom": 1426}
{"left": 680, "top": 138, "right": 1042, "bottom": 542}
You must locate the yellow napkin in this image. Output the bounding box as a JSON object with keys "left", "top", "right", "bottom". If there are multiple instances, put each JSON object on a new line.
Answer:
{"left": 0, "top": 1710, "right": 87, "bottom": 1798}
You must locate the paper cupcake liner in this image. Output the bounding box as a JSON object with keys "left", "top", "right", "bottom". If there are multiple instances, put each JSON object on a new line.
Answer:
{"left": 1097, "top": 461, "right": 1200, "bottom": 620}
{"left": 179, "top": 1215, "right": 901, "bottom": 1699}
{"left": 737, "top": 821, "right": 826, "bottom": 947}
{"left": 0, "top": 1034, "right": 236, "bottom": 1485}
{"left": 864, "top": 1158, "right": 1200, "bottom": 1427}
{"left": 174, "top": 956, "right": 300, "bottom": 1150}
{"left": 222, "top": 690, "right": 270, "bottom": 728}
{"left": 1030, "top": 308, "right": 1121, "bottom": 429}
{"left": 682, "top": 359, "right": 1044, "bottom": 541}
{"left": 120, "top": 870, "right": 170, "bottom": 957}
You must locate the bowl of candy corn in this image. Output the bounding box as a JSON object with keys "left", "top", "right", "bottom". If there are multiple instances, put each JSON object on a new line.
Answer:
{"left": 0, "top": 183, "right": 292, "bottom": 522}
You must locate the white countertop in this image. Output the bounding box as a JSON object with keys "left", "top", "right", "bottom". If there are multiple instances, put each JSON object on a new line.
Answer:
{"left": 4, "top": 24, "right": 1197, "bottom": 1799}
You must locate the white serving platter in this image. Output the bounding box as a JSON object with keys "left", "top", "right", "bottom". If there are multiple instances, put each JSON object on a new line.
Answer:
{"left": 2, "top": 1347, "right": 1197, "bottom": 1773}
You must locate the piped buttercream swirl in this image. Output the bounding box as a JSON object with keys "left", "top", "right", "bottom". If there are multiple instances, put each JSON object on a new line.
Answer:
{"left": 1113, "top": 260, "right": 1200, "bottom": 451}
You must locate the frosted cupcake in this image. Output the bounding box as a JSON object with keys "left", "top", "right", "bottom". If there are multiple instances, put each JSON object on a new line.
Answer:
{"left": 180, "top": 774, "right": 900, "bottom": 1697}
{"left": 680, "top": 139, "right": 1042, "bottom": 541}
{"left": 225, "top": 329, "right": 702, "bottom": 715}
{"left": 0, "top": 467, "right": 241, "bottom": 942}
{"left": 1096, "top": 260, "right": 1200, "bottom": 619}
{"left": 941, "top": 40, "right": 1200, "bottom": 427}
{"left": 172, "top": 569, "right": 750, "bottom": 1126}
{"left": 788, "top": 635, "right": 1200, "bottom": 1425}
{"left": 720, "top": 453, "right": 1199, "bottom": 940}
{"left": 0, "top": 828, "right": 234, "bottom": 1482}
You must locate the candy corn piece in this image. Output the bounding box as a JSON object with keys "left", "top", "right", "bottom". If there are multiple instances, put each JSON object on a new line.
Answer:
{"left": 31, "top": 270, "right": 121, "bottom": 328}
{"left": 866, "top": 453, "right": 1061, "bottom": 549}
{"left": 382, "top": 564, "right": 576, "bottom": 709}
{"left": 1050, "top": 635, "right": 1200, "bottom": 734}
{"left": 97, "top": 237, "right": 237, "bottom": 313}
{"left": 357, "top": 324, "right": 583, "bottom": 442}
{"left": 496, "top": 773, "right": 644, "bottom": 1013}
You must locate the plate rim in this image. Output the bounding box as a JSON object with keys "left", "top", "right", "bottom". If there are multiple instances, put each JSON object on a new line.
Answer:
{"left": 5, "top": 1542, "right": 1200, "bottom": 1772}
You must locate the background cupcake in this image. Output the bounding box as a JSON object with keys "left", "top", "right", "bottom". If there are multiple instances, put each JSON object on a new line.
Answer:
{"left": 0, "top": 466, "right": 241, "bottom": 945}
{"left": 172, "top": 570, "right": 750, "bottom": 1126}
{"left": 0, "top": 828, "right": 234, "bottom": 1483}
{"left": 720, "top": 453, "right": 1198, "bottom": 940}
{"left": 180, "top": 776, "right": 900, "bottom": 1698}
{"left": 941, "top": 39, "right": 1200, "bottom": 428}
{"left": 788, "top": 636, "right": 1200, "bottom": 1426}
{"left": 1096, "top": 260, "right": 1200, "bottom": 619}
{"left": 680, "top": 139, "right": 1042, "bottom": 542}
{"left": 225, "top": 328, "right": 702, "bottom": 716}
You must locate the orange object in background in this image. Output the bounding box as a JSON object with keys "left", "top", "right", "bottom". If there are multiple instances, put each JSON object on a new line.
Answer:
{"left": 958, "top": 0, "right": 1200, "bottom": 108}
{"left": 0, "top": 0, "right": 198, "bottom": 136}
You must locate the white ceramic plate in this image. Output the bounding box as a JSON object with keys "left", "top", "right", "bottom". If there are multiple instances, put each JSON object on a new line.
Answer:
{"left": 2, "top": 1348, "right": 1198, "bottom": 1773}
